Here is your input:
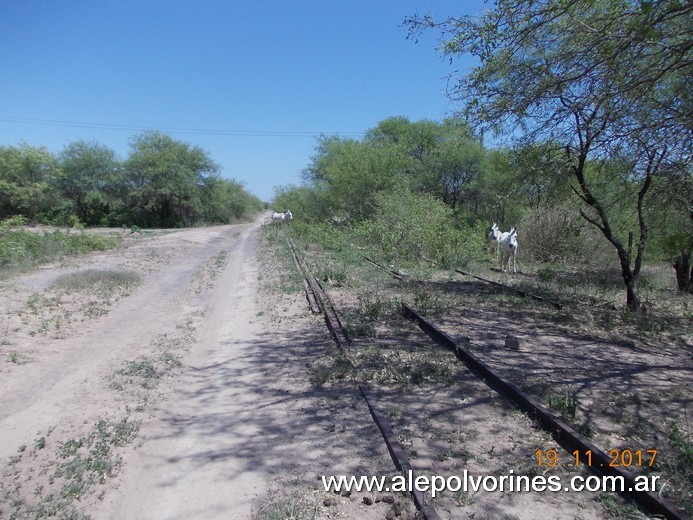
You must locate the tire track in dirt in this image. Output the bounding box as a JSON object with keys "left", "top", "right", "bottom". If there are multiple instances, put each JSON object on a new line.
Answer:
{"left": 0, "top": 227, "right": 247, "bottom": 459}
{"left": 90, "top": 220, "right": 401, "bottom": 520}
{"left": 95, "top": 221, "right": 268, "bottom": 518}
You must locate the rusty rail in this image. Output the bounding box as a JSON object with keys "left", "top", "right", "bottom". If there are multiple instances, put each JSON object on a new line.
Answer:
{"left": 360, "top": 386, "right": 441, "bottom": 520}
{"left": 402, "top": 303, "right": 688, "bottom": 520}
{"left": 290, "top": 242, "right": 685, "bottom": 518}
{"left": 289, "top": 239, "right": 349, "bottom": 348}
{"left": 288, "top": 242, "right": 321, "bottom": 314}
{"left": 362, "top": 256, "right": 408, "bottom": 281}
{"left": 455, "top": 268, "right": 563, "bottom": 309}
{"left": 288, "top": 240, "right": 440, "bottom": 519}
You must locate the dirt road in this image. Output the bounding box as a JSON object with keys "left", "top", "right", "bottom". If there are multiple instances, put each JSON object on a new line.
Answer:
{"left": 0, "top": 217, "right": 395, "bottom": 519}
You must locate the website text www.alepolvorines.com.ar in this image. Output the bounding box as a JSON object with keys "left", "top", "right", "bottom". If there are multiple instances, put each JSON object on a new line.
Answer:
{"left": 321, "top": 470, "right": 661, "bottom": 498}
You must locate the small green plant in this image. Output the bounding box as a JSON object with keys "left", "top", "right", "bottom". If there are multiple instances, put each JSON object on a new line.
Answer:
{"left": 0, "top": 215, "right": 28, "bottom": 229}
{"left": 408, "top": 360, "right": 452, "bottom": 385}
{"left": 34, "top": 437, "right": 46, "bottom": 450}
{"left": 317, "top": 263, "right": 348, "bottom": 287}
{"left": 26, "top": 293, "right": 44, "bottom": 315}
{"left": 659, "top": 420, "right": 692, "bottom": 510}
{"left": 413, "top": 290, "right": 437, "bottom": 316}
{"left": 667, "top": 421, "right": 692, "bottom": 468}
{"left": 5, "top": 418, "right": 139, "bottom": 519}
{"left": 121, "top": 358, "right": 157, "bottom": 380}
{"left": 548, "top": 389, "right": 577, "bottom": 421}
{"left": 211, "top": 250, "right": 228, "bottom": 272}
{"left": 537, "top": 265, "right": 558, "bottom": 282}
{"left": 66, "top": 215, "right": 84, "bottom": 230}
{"left": 159, "top": 351, "right": 182, "bottom": 370}
{"left": 439, "top": 448, "right": 454, "bottom": 462}
{"left": 453, "top": 489, "right": 476, "bottom": 506}
{"left": 57, "top": 418, "right": 140, "bottom": 494}
{"left": 597, "top": 491, "right": 639, "bottom": 518}
{"left": 309, "top": 355, "right": 354, "bottom": 388}
{"left": 82, "top": 302, "right": 110, "bottom": 318}
{"left": 344, "top": 289, "right": 388, "bottom": 338}
{"left": 357, "top": 289, "right": 384, "bottom": 321}
{"left": 578, "top": 421, "right": 594, "bottom": 438}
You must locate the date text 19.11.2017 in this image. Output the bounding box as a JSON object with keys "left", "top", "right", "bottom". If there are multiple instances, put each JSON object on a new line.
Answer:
{"left": 535, "top": 449, "right": 657, "bottom": 468}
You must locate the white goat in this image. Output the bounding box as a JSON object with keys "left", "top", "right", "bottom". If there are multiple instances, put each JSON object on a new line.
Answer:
{"left": 499, "top": 227, "right": 518, "bottom": 273}
{"left": 271, "top": 210, "right": 293, "bottom": 224}
{"left": 487, "top": 222, "right": 502, "bottom": 253}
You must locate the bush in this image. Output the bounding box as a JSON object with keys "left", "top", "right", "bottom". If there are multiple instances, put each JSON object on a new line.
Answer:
{"left": 356, "top": 189, "right": 483, "bottom": 267}
{"left": 519, "top": 205, "right": 615, "bottom": 266}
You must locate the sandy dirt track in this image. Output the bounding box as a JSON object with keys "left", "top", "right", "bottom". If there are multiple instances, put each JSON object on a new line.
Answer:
{"left": 0, "top": 217, "right": 398, "bottom": 519}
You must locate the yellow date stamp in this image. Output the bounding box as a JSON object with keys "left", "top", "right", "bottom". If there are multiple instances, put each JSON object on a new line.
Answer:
{"left": 535, "top": 449, "right": 658, "bottom": 468}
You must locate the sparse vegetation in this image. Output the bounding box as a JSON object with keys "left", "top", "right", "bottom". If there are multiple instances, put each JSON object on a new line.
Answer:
{"left": 252, "top": 488, "right": 320, "bottom": 520}
{"left": 658, "top": 421, "right": 693, "bottom": 514}
{"left": 0, "top": 217, "right": 120, "bottom": 274}
{"left": 271, "top": 204, "right": 690, "bottom": 516}
{"left": 49, "top": 269, "right": 141, "bottom": 297}
{"left": 121, "top": 358, "right": 157, "bottom": 379}
{"left": 5, "top": 269, "right": 143, "bottom": 342}
{"left": 597, "top": 491, "right": 641, "bottom": 519}
{"left": 1, "top": 418, "right": 139, "bottom": 519}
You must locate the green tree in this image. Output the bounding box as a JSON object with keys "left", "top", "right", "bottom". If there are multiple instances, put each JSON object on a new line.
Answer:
{"left": 364, "top": 117, "right": 490, "bottom": 220}
{"left": 124, "top": 131, "right": 219, "bottom": 227}
{"left": 272, "top": 184, "right": 331, "bottom": 224}
{"left": 57, "top": 141, "right": 123, "bottom": 226}
{"left": 406, "top": 0, "right": 692, "bottom": 310}
{"left": 504, "top": 143, "right": 574, "bottom": 210}
{"left": 302, "top": 135, "right": 411, "bottom": 221}
{"left": 364, "top": 117, "right": 442, "bottom": 161}
{"left": 419, "top": 136, "right": 485, "bottom": 216}
{"left": 0, "top": 144, "right": 62, "bottom": 221}
{"left": 200, "top": 177, "right": 263, "bottom": 223}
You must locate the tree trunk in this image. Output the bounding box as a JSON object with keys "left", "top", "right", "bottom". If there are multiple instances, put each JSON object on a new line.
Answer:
{"left": 625, "top": 282, "right": 641, "bottom": 311}
{"left": 610, "top": 240, "right": 641, "bottom": 312}
{"left": 621, "top": 269, "right": 641, "bottom": 312}
{"left": 673, "top": 250, "right": 693, "bottom": 293}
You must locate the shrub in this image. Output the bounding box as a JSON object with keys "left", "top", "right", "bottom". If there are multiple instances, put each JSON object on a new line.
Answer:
{"left": 357, "top": 189, "right": 447, "bottom": 262}
{"left": 357, "top": 189, "right": 487, "bottom": 268}
{"left": 519, "top": 205, "right": 614, "bottom": 265}
{"left": 0, "top": 218, "right": 119, "bottom": 271}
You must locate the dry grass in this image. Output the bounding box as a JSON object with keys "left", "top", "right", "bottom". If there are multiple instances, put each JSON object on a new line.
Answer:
{"left": 289, "top": 225, "right": 692, "bottom": 517}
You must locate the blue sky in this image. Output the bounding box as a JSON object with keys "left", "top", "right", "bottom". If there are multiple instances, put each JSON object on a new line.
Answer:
{"left": 1, "top": 1, "right": 487, "bottom": 202}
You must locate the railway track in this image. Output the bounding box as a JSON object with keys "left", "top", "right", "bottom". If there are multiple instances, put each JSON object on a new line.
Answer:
{"left": 287, "top": 239, "right": 689, "bottom": 520}
{"left": 401, "top": 304, "right": 688, "bottom": 520}
{"left": 289, "top": 239, "right": 440, "bottom": 519}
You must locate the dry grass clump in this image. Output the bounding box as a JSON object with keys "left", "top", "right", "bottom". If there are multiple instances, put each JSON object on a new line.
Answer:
{"left": 49, "top": 269, "right": 141, "bottom": 297}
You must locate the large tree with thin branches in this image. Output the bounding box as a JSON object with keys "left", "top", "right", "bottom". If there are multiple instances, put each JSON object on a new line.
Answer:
{"left": 405, "top": 0, "right": 692, "bottom": 310}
